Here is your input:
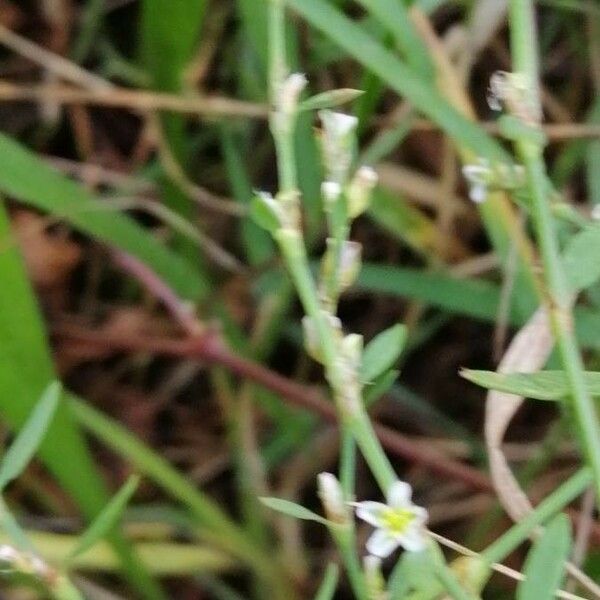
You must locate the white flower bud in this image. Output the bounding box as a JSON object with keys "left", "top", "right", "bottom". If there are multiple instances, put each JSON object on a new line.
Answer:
{"left": 321, "top": 181, "right": 342, "bottom": 209}
{"left": 317, "top": 472, "right": 348, "bottom": 523}
{"left": 346, "top": 165, "right": 378, "bottom": 218}
{"left": 319, "top": 110, "right": 358, "bottom": 184}
{"left": 338, "top": 241, "right": 362, "bottom": 290}
{"left": 320, "top": 110, "right": 358, "bottom": 138}
{"left": 278, "top": 72, "right": 308, "bottom": 116}
{"left": 341, "top": 333, "right": 363, "bottom": 372}
{"left": 302, "top": 313, "right": 342, "bottom": 364}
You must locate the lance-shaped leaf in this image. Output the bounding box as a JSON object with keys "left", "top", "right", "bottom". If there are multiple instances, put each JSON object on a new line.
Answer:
{"left": 260, "top": 497, "right": 329, "bottom": 525}
{"left": 0, "top": 381, "right": 61, "bottom": 491}
{"left": 461, "top": 369, "right": 600, "bottom": 401}
{"left": 516, "top": 514, "right": 571, "bottom": 600}
{"left": 361, "top": 324, "right": 407, "bottom": 383}
{"left": 67, "top": 475, "right": 140, "bottom": 563}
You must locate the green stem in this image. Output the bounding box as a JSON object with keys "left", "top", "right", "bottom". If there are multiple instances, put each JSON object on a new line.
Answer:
{"left": 268, "top": 0, "right": 297, "bottom": 193}
{"left": 482, "top": 467, "right": 591, "bottom": 564}
{"left": 509, "top": 0, "right": 600, "bottom": 505}
{"left": 50, "top": 576, "right": 85, "bottom": 600}
{"left": 332, "top": 527, "right": 369, "bottom": 600}
{"left": 276, "top": 230, "right": 397, "bottom": 490}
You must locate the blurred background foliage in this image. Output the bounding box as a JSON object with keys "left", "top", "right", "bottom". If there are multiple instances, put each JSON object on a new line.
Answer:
{"left": 0, "top": 0, "right": 599, "bottom": 598}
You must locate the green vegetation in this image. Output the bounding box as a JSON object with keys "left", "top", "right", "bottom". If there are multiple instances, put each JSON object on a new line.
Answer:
{"left": 0, "top": 0, "right": 599, "bottom": 598}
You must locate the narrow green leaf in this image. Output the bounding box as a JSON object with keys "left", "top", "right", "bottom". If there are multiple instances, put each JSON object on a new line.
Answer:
{"left": 361, "top": 324, "right": 407, "bottom": 383}
{"left": 563, "top": 226, "right": 600, "bottom": 293}
{"left": 364, "top": 369, "right": 399, "bottom": 406}
{"left": 0, "top": 133, "right": 207, "bottom": 300}
{"left": 516, "top": 514, "right": 571, "bottom": 600}
{"left": 368, "top": 187, "right": 442, "bottom": 258}
{"left": 259, "top": 497, "right": 328, "bottom": 525}
{"left": 220, "top": 126, "right": 274, "bottom": 265}
{"left": 585, "top": 98, "right": 600, "bottom": 206}
{"left": 461, "top": 369, "right": 600, "bottom": 401}
{"left": 0, "top": 381, "right": 61, "bottom": 490}
{"left": 0, "top": 496, "right": 34, "bottom": 552}
{"left": 314, "top": 563, "right": 339, "bottom": 600}
{"left": 0, "top": 204, "right": 164, "bottom": 598}
{"left": 356, "top": 264, "right": 516, "bottom": 324}
{"left": 140, "top": 0, "right": 206, "bottom": 94}
{"left": 250, "top": 194, "right": 281, "bottom": 233}
{"left": 300, "top": 89, "right": 364, "bottom": 112}
{"left": 354, "top": 263, "right": 600, "bottom": 351}
{"left": 67, "top": 475, "right": 140, "bottom": 562}
{"left": 354, "top": 0, "right": 433, "bottom": 77}
{"left": 139, "top": 0, "right": 209, "bottom": 258}
{"left": 69, "top": 396, "right": 267, "bottom": 569}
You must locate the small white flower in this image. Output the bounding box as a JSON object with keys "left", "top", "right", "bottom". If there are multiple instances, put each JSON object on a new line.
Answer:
{"left": 353, "top": 481, "right": 428, "bottom": 558}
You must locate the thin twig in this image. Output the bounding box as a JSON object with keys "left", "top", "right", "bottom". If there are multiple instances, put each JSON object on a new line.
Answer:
{"left": 0, "top": 82, "right": 268, "bottom": 119}
{"left": 430, "top": 532, "right": 589, "bottom": 600}
{"left": 0, "top": 24, "right": 111, "bottom": 91}
{"left": 146, "top": 115, "right": 245, "bottom": 216}
{"left": 52, "top": 321, "right": 492, "bottom": 491}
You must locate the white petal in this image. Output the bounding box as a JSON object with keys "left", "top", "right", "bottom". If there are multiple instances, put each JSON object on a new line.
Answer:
{"left": 398, "top": 525, "right": 427, "bottom": 553}
{"left": 411, "top": 506, "right": 429, "bottom": 525}
{"left": 387, "top": 481, "right": 412, "bottom": 508}
{"left": 353, "top": 501, "right": 388, "bottom": 527}
{"left": 366, "top": 528, "right": 400, "bottom": 558}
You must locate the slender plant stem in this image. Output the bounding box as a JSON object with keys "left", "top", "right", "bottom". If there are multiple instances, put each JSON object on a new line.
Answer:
{"left": 268, "top": 0, "right": 297, "bottom": 193}
{"left": 333, "top": 527, "right": 369, "bottom": 600}
{"left": 509, "top": 0, "right": 600, "bottom": 506}
{"left": 482, "top": 468, "right": 592, "bottom": 564}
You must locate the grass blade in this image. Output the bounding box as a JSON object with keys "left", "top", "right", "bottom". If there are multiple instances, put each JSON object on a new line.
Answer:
{"left": 0, "top": 205, "right": 165, "bottom": 599}
{"left": 259, "top": 497, "right": 328, "bottom": 525}
{"left": 0, "top": 133, "right": 207, "bottom": 300}
{"left": 361, "top": 324, "right": 407, "bottom": 383}
{"left": 67, "top": 475, "right": 140, "bottom": 562}
{"left": 286, "top": 0, "right": 507, "bottom": 161}
{"left": 516, "top": 514, "right": 571, "bottom": 600}
{"left": 313, "top": 563, "right": 339, "bottom": 600}
{"left": 0, "top": 381, "right": 61, "bottom": 491}
{"left": 461, "top": 369, "right": 600, "bottom": 401}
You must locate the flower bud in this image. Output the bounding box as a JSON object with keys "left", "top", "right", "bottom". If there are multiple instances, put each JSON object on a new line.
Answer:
{"left": 346, "top": 166, "right": 378, "bottom": 218}
{"left": 319, "top": 110, "right": 358, "bottom": 185}
{"left": 341, "top": 333, "right": 363, "bottom": 373}
{"left": 317, "top": 472, "right": 348, "bottom": 524}
{"left": 278, "top": 73, "right": 308, "bottom": 117}
{"left": 487, "top": 70, "right": 540, "bottom": 124}
{"left": 321, "top": 180, "right": 342, "bottom": 210}
{"left": 462, "top": 158, "right": 525, "bottom": 204}
{"left": 302, "top": 313, "right": 342, "bottom": 364}
{"left": 338, "top": 241, "right": 362, "bottom": 291}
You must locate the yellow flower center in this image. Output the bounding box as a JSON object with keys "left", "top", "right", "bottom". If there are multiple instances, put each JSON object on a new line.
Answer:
{"left": 381, "top": 508, "right": 414, "bottom": 534}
